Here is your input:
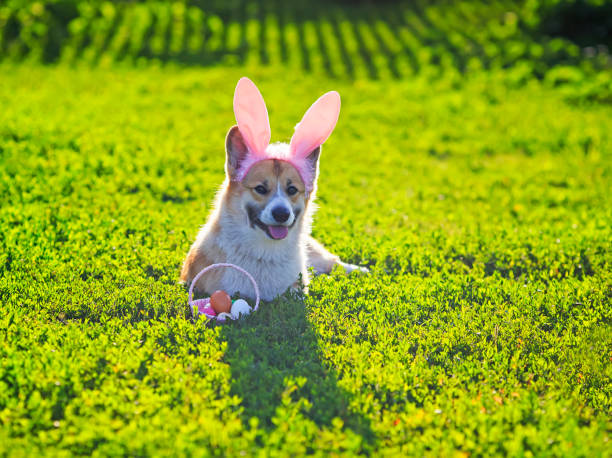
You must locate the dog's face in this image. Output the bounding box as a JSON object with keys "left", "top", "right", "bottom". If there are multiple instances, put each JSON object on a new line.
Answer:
{"left": 225, "top": 126, "right": 319, "bottom": 241}
{"left": 241, "top": 159, "right": 304, "bottom": 240}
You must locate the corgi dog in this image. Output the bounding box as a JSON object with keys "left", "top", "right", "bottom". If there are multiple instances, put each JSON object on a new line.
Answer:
{"left": 180, "top": 77, "right": 367, "bottom": 301}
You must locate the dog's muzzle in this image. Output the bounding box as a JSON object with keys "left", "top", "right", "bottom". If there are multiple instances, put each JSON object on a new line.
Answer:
{"left": 247, "top": 205, "right": 300, "bottom": 240}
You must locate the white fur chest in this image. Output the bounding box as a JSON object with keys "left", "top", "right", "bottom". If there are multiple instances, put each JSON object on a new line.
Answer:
{"left": 207, "top": 225, "right": 306, "bottom": 301}
{"left": 217, "top": 252, "right": 303, "bottom": 301}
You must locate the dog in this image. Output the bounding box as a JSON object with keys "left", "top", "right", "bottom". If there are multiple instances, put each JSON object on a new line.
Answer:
{"left": 180, "top": 77, "right": 367, "bottom": 301}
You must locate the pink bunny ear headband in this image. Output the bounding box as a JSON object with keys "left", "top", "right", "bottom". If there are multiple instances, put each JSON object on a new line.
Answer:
{"left": 232, "top": 77, "right": 341, "bottom": 193}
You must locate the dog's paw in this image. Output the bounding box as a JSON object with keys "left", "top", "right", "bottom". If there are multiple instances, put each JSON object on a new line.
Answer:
{"left": 339, "top": 262, "right": 370, "bottom": 275}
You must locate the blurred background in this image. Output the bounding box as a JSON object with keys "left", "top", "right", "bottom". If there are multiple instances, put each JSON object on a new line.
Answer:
{"left": 0, "top": 0, "right": 610, "bottom": 93}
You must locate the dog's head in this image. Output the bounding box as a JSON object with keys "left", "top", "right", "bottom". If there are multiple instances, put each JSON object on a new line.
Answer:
{"left": 221, "top": 78, "right": 338, "bottom": 241}
{"left": 225, "top": 127, "right": 320, "bottom": 240}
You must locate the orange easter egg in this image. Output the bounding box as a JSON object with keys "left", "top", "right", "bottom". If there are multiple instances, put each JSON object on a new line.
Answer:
{"left": 210, "top": 290, "right": 232, "bottom": 314}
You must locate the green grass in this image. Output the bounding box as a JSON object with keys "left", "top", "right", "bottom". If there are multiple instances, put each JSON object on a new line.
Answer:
{"left": 1, "top": 1, "right": 611, "bottom": 456}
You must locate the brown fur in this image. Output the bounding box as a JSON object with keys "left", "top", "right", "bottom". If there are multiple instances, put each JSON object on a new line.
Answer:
{"left": 242, "top": 160, "right": 305, "bottom": 197}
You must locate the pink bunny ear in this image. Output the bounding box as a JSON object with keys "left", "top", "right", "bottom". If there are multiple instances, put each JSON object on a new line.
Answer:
{"left": 290, "top": 91, "right": 341, "bottom": 158}
{"left": 233, "top": 77, "right": 271, "bottom": 156}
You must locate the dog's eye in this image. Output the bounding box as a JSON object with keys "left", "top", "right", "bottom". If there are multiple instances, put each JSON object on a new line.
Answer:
{"left": 254, "top": 185, "right": 268, "bottom": 195}
{"left": 287, "top": 186, "right": 298, "bottom": 196}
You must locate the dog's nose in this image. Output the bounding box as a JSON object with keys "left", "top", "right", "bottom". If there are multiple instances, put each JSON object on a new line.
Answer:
{"left": 272, "top": 206, "right": 290, "bottom": 223}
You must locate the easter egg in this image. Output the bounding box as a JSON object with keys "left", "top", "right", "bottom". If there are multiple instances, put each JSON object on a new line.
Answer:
{"left": 230, "top": 299, "right": 252, "bottom": 319}
{"left": 210, "top": 290, "right": 232, "bottom": 314}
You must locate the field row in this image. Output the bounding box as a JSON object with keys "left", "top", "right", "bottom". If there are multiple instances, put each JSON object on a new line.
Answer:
{"left": 1, "top": 0, "right": 608, "bottom": 79}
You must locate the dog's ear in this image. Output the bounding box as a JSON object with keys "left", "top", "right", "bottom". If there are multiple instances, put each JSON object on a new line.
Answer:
{"left": 297, "top": 146, "right": 321, "bottom": 195}
{"left": 304, "top": 145, "right": 321, "bottom": 178}
{"left": 225, "top": 125, "right": 249, "bottom": 180}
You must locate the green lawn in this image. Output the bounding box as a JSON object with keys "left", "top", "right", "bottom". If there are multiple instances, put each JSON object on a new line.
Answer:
{"left": 1, "top": 1, "right": 611, "bottom": 456}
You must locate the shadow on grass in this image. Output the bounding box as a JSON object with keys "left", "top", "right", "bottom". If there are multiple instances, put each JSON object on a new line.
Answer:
{"left": 219, "top": 294, "right": 374, "bottom": 445}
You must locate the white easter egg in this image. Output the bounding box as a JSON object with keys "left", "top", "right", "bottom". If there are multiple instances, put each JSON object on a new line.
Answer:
{"left": 230, "top": 299, "right": 252, "bottom": 319}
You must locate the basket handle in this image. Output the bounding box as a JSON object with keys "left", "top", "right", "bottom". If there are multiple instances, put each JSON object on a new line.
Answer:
{"left": 188, "top": 263, "right": 260, "bottom": 312}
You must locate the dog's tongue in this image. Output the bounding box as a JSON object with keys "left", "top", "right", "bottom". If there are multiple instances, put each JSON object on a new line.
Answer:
{"left": 268, "top": 225, "right": 288, "bottom": 240}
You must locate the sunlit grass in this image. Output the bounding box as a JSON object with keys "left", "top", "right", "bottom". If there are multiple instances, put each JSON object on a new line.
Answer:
{"left": 0, "top": 0, "right": 611, "bottom": 454}
{"left": 0, "top": 61, "right": 610, "bottom": 454}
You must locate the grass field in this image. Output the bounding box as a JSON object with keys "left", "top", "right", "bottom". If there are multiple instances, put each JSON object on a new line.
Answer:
{"left": 1, "top": 0, "right": 611, "bottom": 456}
